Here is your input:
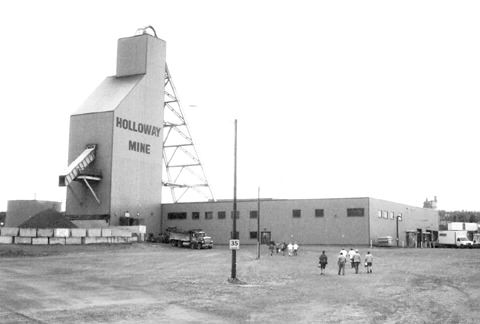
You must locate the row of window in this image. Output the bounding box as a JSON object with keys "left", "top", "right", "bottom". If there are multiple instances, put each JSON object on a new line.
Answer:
{"left": 230, "top": 231, "right": 264, "bottom": 240}
{"left": 232, "top": 231, "right": 258, "bottom": 239}
{"left": 167, "top": 208, "right": 365, "bottom": 220}
{"left": 168, "top": 210, "right": 246, "bottom": 220}
{"left": 287, "top": 208, "right": 364, "bottom": 218}
{"left": 377, "top": 210, "right": 403, "bottom": 221}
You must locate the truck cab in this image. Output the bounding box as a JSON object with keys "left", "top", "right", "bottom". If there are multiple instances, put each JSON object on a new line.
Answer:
{"left": 456, "top": 236, "right": 473, "bottom": 248}
{"left": 190, "top": 230, "right": 213, "bottom": 249}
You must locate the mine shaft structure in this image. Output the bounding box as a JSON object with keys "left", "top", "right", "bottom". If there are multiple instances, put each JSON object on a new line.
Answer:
{"left": 59, "top": 27, "right": 213, "bottom": 233}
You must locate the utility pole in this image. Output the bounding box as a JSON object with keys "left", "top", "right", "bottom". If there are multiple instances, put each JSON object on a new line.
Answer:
{"left": 396, "top": 214, "right": 402, "bottom": 247}
{"left": 256, "top": 187, "right": 260, "bottom": 259}
{"left": 230, "top": 119, "right": 238, "bottom": 280}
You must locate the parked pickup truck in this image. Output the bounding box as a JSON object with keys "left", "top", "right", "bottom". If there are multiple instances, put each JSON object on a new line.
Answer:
{"left": 438, "top": 230, "right": 473, "bottom": 248}
{"left": 168, "top": 229, "right": 213, "bottom": 249}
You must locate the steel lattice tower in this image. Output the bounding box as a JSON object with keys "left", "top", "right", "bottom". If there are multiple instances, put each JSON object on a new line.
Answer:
{"left": 162, "top": 65, "right": 214, "bottom": 203}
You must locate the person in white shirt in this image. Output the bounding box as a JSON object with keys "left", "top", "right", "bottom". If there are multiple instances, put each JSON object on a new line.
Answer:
{"left": 287, "top": 242, "right": 293, "bottom": 256}
{"left": 353, "top": 250, "right": 361, "bottom": 274}
{"left": 348, "top": 248, "right": 356, "bottom": 268}
{"left": 293, "top": 242, "right": 299, "bottom": 256}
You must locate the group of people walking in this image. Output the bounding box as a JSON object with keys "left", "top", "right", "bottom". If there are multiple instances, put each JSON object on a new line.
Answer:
{"left": 318, "top": 248, "right": 373, "bottom": 275}
{"left": 269, "top": 241, "right": 299, "bottom": 256}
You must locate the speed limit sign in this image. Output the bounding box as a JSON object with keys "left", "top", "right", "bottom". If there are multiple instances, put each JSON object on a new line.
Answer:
{"left": 229, "top": 239, "right": 240, "bottom": 250}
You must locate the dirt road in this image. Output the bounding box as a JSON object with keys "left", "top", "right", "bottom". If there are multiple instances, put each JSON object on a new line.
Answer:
{"left": 0, "top": 244, "right": 479, "bottom": 323}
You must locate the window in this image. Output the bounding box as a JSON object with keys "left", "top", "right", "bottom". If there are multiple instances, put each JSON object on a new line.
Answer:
{"left": 389, "top": 211, "right": 394, "bottom": 220}
{"left": 347, "top": 208, "right": 364, "bottom": 217}
{"left": 250, "top": 231, "right": 258, "bottom": 239}
{"left": 315, "top": 209, "right": 324, "bottom": 217}
{"left": 377, "top": 211, "right": 382, "bottom": 218}
{"left": 230, "top": 231, "right": 239, "bottom": 239}
{"left": 250, "top": 210, "right": 258, "bottom": 219}
{"left": 205, "top": 211, "right": 213, "bottom": 220}
{"left": 292, "top": 209, "right": 301, "bottom": 218}
{"left": 231, "top": 211, "right": 240, "bottom": 219}
{"left": 382, "top": 210, "right": 388, "bottom": 219}
{"left": 192, "top": 212, "right": 200, "bottom": 220}
{"left": 168, "top": 212, "right": 187, "bottom": 220}
{"left": 218, "top": 211, "right": 226, "bottom": 219}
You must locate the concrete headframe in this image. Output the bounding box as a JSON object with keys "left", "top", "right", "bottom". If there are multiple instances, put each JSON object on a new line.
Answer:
{"left": 60, "top": 32, "right": 166, "bottom": 233}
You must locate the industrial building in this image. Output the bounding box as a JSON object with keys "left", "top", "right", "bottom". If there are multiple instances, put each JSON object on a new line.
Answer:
{"left": 161, "top": 197, "right": 439, "bottom": 246}
{"left": 48, "top": 29, "right": 440, "bottom": 247}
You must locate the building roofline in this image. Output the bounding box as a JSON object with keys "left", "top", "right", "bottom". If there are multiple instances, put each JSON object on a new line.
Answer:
{"left": 161, "top": 196, "right": 372, "bottom": 206}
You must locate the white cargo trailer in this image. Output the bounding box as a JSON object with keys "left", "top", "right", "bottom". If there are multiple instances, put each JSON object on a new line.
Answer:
{"left": 448, "top": 222, "right": 465, "bottom": 231}
{"left": 447, "top": 222, "right": 479, "bottom": 231}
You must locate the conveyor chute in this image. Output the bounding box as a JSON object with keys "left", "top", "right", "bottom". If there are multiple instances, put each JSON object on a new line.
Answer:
{"left": 59, "top": 144, "right": 97, "bottom": 187}
{"left": 59, "top": 144, "right": 102, "bottom": 204}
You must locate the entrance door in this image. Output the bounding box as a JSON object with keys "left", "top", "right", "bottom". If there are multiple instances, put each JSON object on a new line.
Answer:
{"left": 261, "top": 231, "right": 271, "bottom": 244}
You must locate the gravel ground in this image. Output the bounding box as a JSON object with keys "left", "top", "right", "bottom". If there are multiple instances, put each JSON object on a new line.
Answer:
{"left": 0, "top": 243, "right": 479, "bottom": 323}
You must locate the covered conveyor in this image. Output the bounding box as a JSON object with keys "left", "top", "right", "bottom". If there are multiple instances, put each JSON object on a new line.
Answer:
{"left": 59, "top": 144, "right": 102, "bottom": 203}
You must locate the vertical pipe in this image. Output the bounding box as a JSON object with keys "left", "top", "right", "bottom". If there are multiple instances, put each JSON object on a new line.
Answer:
{"left": 231, "top": 119, "right": 238, "bottom": 280}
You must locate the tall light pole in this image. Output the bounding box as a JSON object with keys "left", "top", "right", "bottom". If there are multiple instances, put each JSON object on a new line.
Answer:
{"left": 256, "top": 186, "right": 261, "bottom": 259}
{"left": 230, "top": 119, "right": 238, "bottom": 280}
{"left": 396, "top": 214, "right": 402, "bottom": 247}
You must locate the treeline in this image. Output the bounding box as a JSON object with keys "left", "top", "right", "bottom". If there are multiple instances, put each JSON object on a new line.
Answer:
{"left": 439, "top": 210, "right": 480, "bottom": 223}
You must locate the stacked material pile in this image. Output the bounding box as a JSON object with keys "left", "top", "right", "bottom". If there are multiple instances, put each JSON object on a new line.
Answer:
{"left": 19, "top": 209, "right": 77, "bottom": 229}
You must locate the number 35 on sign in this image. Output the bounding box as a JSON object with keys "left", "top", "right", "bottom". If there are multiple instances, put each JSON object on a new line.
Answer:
{"left": 229, "top": 239, "right": 240, "bottom": 250}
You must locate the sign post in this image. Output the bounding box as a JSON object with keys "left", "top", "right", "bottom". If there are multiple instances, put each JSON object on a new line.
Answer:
{"left": 229, "top": 239, "right": 240, "bottom": 250}
{"left": 230, "top": 120, "right": 238, "bottom": 281}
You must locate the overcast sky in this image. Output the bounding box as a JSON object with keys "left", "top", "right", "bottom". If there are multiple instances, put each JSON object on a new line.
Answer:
{"left": 1, "top": 0, "right": 479, "bottom": 211}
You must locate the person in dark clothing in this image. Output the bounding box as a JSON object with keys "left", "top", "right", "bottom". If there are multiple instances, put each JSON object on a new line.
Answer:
{"left": 365, "top": 251, "right": 373, "bottom": 273}
{"left": 337, "top": 252, "right": 346, "bottom": 275}
{"left": 269, "top": 241, "right": 275, "bottom": 256}
{"left": 281, "top": 242, "right": 287, "bottom": 256}
{"left": 318, "top": 251, "right": 328, "bottom": 275}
